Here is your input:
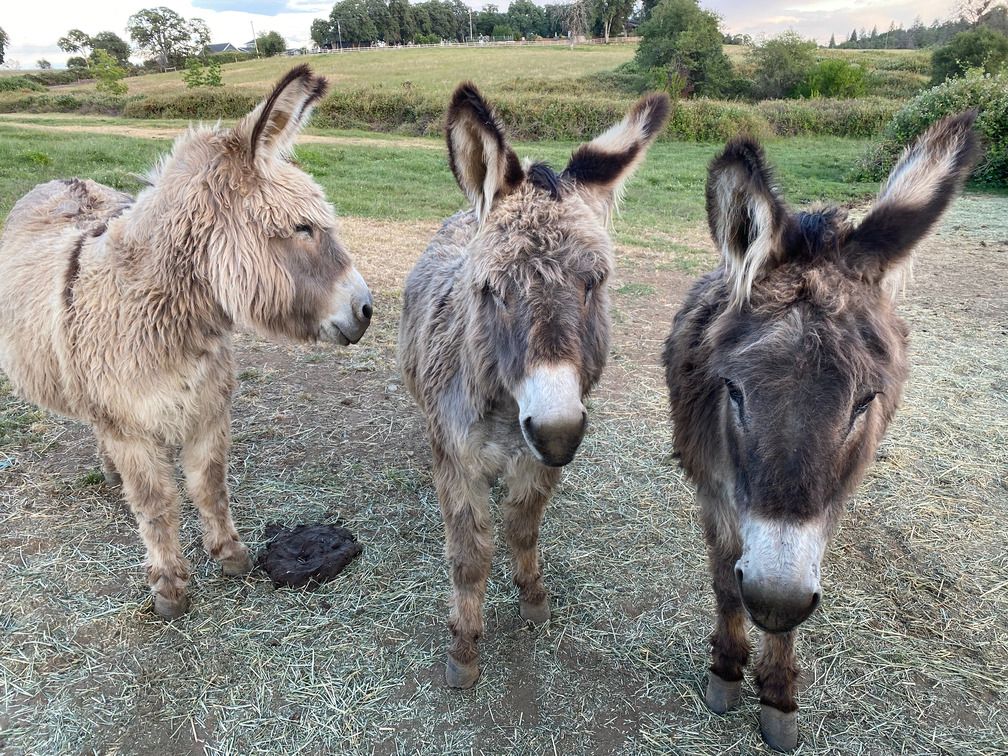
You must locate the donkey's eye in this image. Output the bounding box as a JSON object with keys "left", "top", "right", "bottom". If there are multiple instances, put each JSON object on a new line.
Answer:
{"left": 584, "top": 281, "right": 594, "bottom": 304}
{"left": 852, "top": 391, "right": 878, "bottom": 419}
{"left": 295, "top": 224, "right": 313, "bottom": 237}
{"left": 724, "top": 378, "right": 744, "bottom": 412}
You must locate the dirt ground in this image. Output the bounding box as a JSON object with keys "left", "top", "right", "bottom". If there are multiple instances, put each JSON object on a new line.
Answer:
{"left": 1, "top": 197, "right": 1006, "bottom": 755}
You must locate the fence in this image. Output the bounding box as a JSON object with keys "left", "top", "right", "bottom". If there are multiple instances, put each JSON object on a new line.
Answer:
{"left": 300, "top": 35, "right": 640, "bottom": 56}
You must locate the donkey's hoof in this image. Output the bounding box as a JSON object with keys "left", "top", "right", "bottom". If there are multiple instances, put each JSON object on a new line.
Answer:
{"left": 445, "top": 654, "right": 480, "bottom": 689}
{"left": 153, "top": 591, "right": 191, "bottom": 620}
{"left": 219, "top": 546, "right": 253, "bottom": 577}
{"left": 705, "top": 672, "right": 742, "bottom": 714}
{"left": 760, "top": 704, "right": 799, "bottom": 753}
{"left": 519, "top": 599, "right": 550, "bottom": 625}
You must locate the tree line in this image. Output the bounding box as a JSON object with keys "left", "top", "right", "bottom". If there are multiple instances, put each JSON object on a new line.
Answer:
{"left": 832, "top": 3, "right": 1007, "bottom": 49}
{"left": 308, "top": 0, "right": 637, "bottom": 48}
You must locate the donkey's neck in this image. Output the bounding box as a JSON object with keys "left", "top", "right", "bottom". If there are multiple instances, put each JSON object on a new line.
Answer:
{"left": 110, "top": 197, "right": 233, "bottom": 348}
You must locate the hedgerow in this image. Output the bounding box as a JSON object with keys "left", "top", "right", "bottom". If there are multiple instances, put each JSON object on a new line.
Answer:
{"left": 857, "top": 69, "right": 1008, "bottom": 187}
{"left": 0, "top": 88, "right": 907, "bottom": 142}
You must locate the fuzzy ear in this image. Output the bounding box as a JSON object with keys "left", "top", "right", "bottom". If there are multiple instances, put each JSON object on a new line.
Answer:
{"left": 445, "top": 82, "right": 524, "bottom": 220}
{"left": 562, "top": 93, "right": 670, "bottom": 214}
{"left": 235, "top": 64, "right": 328, "bottom": 162}
{"left": 706, "top": 138, "right": 790, "bottom": 307}
{"left": 846, "top": 110, "right": 980, "bottom": 283}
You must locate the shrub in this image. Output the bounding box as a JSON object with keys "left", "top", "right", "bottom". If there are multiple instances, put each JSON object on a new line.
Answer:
{"left": 67, "top": 56, "right": 88, "bottom": 70}
{"left": 932, "top": 27, "right": 1008, "bottom": 85}
{"left": 90, "top": 50, "right": 127, "bottom": 95}
{"left": 256, "top": 31, "right": 286, "bottom": 57}
{"left": 757, "top": 97, "right": 899, "bottom": 137}
{"left": 858, "top": 69, "right": 1008, "bottom": 187}
{"left": 23, "top": 69, "right": 88, "bottom": 85}
{"left": 0, "top": 92, "right": 129, "bottom": 115}
{"left": 635, "top": 0, "right": 734, "bottom": 97}
{"left": 122, "top": 90, "right": 258, "bottom": 120}
{"left": 183, "top": 58, "right": 205, "bottom": 88}
{"left": 751, "top": 32, "right": 817, "bottom": 99}
{"left": 204, "top": 58, "right": 223, "bottom": 87}
{"left": 0, "top": 76, "right": 45, "bottom": 93}
{"left": 796, "top": 59, "right": 868, "bottom": 98}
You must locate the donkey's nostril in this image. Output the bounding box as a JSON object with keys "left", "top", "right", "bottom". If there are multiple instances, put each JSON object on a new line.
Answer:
{"left": 361, "top": 302, "right": 373, "bottom": 320}
{"left": 735, "top": 567, "right": 744, "bottom": 586}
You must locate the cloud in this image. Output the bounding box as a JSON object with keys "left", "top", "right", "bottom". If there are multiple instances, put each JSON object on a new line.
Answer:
{"left": 192, "top": 0, "right": 291, "bottom": 15}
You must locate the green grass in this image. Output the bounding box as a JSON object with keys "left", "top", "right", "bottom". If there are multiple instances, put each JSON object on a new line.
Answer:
{"left": 68, "top": 45, "right": 637, "bottom": 97}
{"left": 0, "top": 122, "right": 883, "bottom": 248}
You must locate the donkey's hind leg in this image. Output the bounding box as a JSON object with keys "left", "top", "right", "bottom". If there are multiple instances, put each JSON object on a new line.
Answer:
{"left": 700, "top": 491, "right": 751, "bottom": 715}
{"left": 180, "top": 410, "right": 251, "bottom": 577}
{"left": 502, "top": 454, "right": 560, "bottom": 625}
{"left": 433, "top": 443, "right": 493, "bottom": 689}
{"left": 100, "top": 432, "right": 191, "bottom": 619}
{"left": 95, "top": 431, "right": 121, "bottom": 487}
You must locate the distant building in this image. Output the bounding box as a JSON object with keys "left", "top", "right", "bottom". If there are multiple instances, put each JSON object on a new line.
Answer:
{"left": 205, "top": 42, "right": 242, "bottom": 54}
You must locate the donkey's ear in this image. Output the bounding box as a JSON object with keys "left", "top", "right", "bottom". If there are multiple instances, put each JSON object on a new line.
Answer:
{"left": 563, "top": 93, "right": 669, "bottom": 214}
{"left": 846, "top": 110, "right": 980, "bottom": 283}
{"left": 236, "top": 64, "right": 328, "bottom": 162}
{"left": 706, "top": 138, "right": 789, "bottom": 307}
{"left": 446, "top": 82, "right": 523, "bottom": 221}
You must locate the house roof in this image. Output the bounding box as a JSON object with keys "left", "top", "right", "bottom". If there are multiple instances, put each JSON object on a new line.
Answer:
{"left": 206, "top": 42, "right": 240, "bottom": 53}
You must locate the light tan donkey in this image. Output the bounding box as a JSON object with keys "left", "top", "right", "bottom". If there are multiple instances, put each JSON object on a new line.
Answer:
{"left": 400, "top": 83, "right": 669, "bottom": 687}
{"left": 0, "top": 65, "right": 373, "bottom": 619}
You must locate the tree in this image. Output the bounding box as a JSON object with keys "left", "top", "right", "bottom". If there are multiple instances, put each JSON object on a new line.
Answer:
{"left": 387, "top": 0, "right": 417, "bottom": 43}
{"left": 90, "top": 31, "right": 131, "bottom": 67}
{"left": 67, "top": 56, "right": 88, "bottom": 70}
{"left": 848, "top": 28, "right": 857, "bottom": 44}
{"left": 37, "top": 59, "right": 52, "bottom": 69}
{"left": 310, "top": 18, "right": 333, "bottom": 47}
{"left": 635, "top": 0, "right": 733, "bottom": 97}
{"left": 90, "top": 49, "right": 127, "bottom": 95}
{"left": 204, "top": 57, "right": 223, "bottom": 86}
{"left": 256, "top": 31, "right": 286, "bottom": 56}
{"left": 594, "top": 0, "right": 635, "bottom": 42}
{"left": 750, "top": 31, "right": 818, "bottom": 98}
{"left": 0, "top": 26, "right": 7, "bottom": 65}
{"left": 127, "top": 7, "right": 210, "bottom": 70}
{"left": 507, "top": 0, "right": 547, "bottom": 38}
{"left": 958, "top": 0, "right": 997, "bottom": 26}
{"left": 828, "top": 33, "right": 836, "bottom": 48}
{"left": 932, "top": 26, "right": 1008, "bottom": 83}
{"left": 58, "top": 28, "right": 91, "bottom": 54}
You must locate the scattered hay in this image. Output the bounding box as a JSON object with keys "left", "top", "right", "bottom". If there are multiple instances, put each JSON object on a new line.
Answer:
{"left": 0, "top": 210, "right": 1006, "bottom": 754}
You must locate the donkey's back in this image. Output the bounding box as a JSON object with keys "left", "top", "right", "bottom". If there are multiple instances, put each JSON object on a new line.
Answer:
{"left": 399, "top": 210, "right": 476, "bottom": 411}
{"left": 0, "top": 179, "right": 132, "bottom": 414}
{"left": 2, "top": 178, "right": 131, "bottom": 244}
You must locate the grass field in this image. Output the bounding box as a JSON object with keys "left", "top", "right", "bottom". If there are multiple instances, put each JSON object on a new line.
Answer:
{"left": 0, "top": 114, "right": 1006, "bottom": 755}
{"left": 64, "top": 45, "right": 637, "bottom": 97}
{"left": 0, "top": 116, "right": 883, "bottom": 254}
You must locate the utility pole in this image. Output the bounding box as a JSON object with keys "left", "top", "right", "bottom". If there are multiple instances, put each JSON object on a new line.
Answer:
{"left": 250, "top": 21, "right": 260, "bottom": 56}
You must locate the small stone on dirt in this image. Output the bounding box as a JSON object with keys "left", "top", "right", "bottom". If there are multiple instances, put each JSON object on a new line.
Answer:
{"left": 257, "top": 522, "right": 363, "bottom": 588}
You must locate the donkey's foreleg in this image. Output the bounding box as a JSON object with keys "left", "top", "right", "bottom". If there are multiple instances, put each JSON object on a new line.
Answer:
{"left": 754, "top": 631, "right": 800, "bottom": 752}
{"left": 94, "top": 431, "right": 121, "bottom": 487}
{"left": 433, "top": 445, "right": 493, "bottom": 689}
{"left": 502, "top": 454, "right": 560, "bottom": 625}
{"left": 180, "top": 411, "right": 251, "bottom": 577}
{"left": 101, "top": 433, "right": 191, "bottom": 619}
{"left": 700, "top": 493, "right": 750, "bottom": 715}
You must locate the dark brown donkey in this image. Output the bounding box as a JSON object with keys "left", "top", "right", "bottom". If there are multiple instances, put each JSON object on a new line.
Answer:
{"left": 400, "top": 83, "right": 668, "bottom": 688}
{"left": 662, "top": 112, "right": 978, "bottom": 751}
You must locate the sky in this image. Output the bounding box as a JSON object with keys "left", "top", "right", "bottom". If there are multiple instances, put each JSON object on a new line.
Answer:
{"left": 1, "top": 0, "right": 958, "bottom": 69}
